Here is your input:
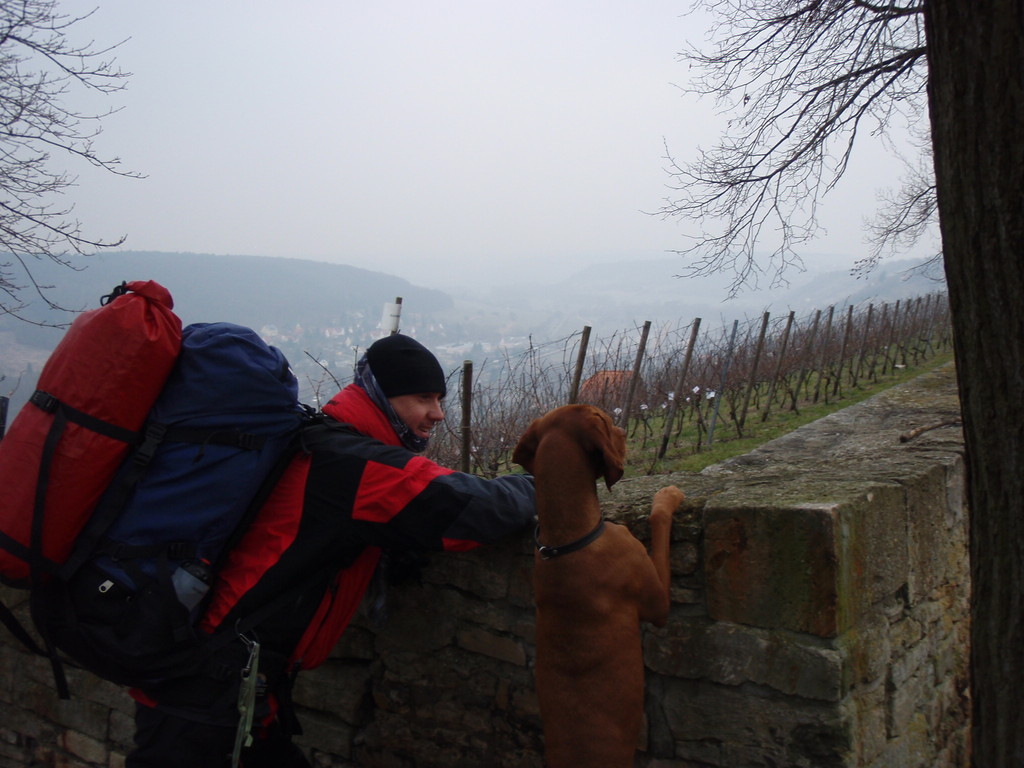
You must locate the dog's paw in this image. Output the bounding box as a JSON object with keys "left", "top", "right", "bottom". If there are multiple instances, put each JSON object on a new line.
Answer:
{"left": 651, "top": 485, "right": 685, "bottom": 518}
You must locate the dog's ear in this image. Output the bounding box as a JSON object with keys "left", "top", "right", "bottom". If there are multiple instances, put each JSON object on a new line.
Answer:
{"left": 512, "top": 418, "right": 541, "bottom": 474}
{"left": 590, "top": 411, "right": 626, "bottom": 490}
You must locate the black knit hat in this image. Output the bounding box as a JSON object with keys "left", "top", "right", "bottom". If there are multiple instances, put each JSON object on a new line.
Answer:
{"left": 365, "top": 334, "right": 446, "bottom": 398}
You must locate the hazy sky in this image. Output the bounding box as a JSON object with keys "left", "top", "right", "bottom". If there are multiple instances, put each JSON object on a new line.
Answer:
{"left": 65, "top": 1, "right": 928, "bottom": 291}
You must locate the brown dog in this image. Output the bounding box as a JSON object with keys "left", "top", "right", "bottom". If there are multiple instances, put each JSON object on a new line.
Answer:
{"left": 513, "top": 404, "right": 683, "bottom": 768}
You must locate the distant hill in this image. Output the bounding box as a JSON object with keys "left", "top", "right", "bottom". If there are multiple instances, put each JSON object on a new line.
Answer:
{"left": 0, "top": 250, "right": 454, "bottom": 349}
{"left": 2, "top": 250, "right": 452, "bottom": 327}
{"left": 456, "top": 255, "right": 947, "bottom": 337}
{"left": 4, "top": 248, "right": 945, "bottom": 327}
{"left": 0, "top": 251, "right": 456, "bottom": 419}
{"left": 0, "top": 249, "right": 946, "bottom": 347}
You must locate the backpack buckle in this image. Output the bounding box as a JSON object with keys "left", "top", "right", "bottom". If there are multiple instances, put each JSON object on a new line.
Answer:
{"left": 30, "top": 390, "right": 59, "bottom": 413}
{"left": 134, "top": 423, "right": 168, "bottom": 465}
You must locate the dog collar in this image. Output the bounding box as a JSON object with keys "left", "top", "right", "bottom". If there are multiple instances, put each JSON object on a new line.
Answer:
{"left": 534, "top": 519, "right": 606, "bottom": 560}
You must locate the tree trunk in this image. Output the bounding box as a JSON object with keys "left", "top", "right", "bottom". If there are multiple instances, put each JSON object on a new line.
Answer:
{"left": 924, "top": 1, "right": 1024, "bottom": 764}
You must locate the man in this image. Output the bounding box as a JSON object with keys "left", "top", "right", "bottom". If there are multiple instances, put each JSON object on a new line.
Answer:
{"left": 128, "top": 334, "right": 536, "bottom": 767}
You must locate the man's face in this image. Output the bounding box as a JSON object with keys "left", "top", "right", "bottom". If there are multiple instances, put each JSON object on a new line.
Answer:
{"left": 388, "top": 392, "right": 445, "bottom": 440}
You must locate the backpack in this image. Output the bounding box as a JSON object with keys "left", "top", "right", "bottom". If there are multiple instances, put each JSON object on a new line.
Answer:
{"left": 0, "top": 281, "right": 313, "bottom": 695}
{"left": 0, "top": 281, "right": 182, "bottom": 586}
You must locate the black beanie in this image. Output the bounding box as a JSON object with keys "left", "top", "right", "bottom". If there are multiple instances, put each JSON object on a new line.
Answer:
{"left": 365, "top": 334, "right": 447, "bottom": 398}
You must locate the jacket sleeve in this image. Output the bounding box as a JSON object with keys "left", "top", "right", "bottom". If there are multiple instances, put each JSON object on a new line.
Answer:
{"left": 349, "top": 450, "right": 535, "bottom": 553}
{"left": 419, "top": 471, "right": 536, "bottom": 551}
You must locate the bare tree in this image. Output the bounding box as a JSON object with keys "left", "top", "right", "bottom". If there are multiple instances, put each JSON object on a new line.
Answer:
{"left": 924, "top": 2, "right": 1024, "bottom": 764}
{"left": 661, "top": 0, "right": 929, "bottom": 292}
{"left": 0, "top": 0, "right": 134, "bottom": 322}
{"left": 666, "top": 0, "right": 1024, "bottom": 762}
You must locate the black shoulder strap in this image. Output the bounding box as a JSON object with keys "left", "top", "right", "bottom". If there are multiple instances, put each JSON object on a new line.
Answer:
{"left": 0, "top": 596, "right": 70, "bottom": 699}
{"left": 199, "top": 417, "right": 352, "bottom": 663}
{"left": 19, "top": 391, "right": 146, "bottom": 585}
{"left": 0, "top": 599, "right": 46, "bottom": 657}
{"left": 210, "top": 419, "right": 317, "bottom": 573}
{"left": 4, "top": 390, "right": 146, "bottom": 700}
{"left": 58, "top": 421, "right": 170, "bottom": 582}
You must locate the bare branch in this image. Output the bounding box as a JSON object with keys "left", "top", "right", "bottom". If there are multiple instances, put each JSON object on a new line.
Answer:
{"left": 0, "top": 0, "right": 135, "bottom": 320}
{"left": 660, "top": 0, "right": 931, "bottom": 292}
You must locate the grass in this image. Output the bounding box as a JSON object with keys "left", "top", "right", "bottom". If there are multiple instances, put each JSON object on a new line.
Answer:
{"left": 625, "top": 351, "right": 955, "bottom": 476}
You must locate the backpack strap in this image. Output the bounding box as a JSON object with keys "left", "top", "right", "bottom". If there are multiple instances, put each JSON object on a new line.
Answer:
{"left": 22, "top": 391, "right": 148, "bottom": 584}
{"left": 201, "top": 560, "right": 339, "bottom": 676}
{"left": 0, "top": 529, "right": 55, "bottom": 581}
{"left": 209, "top": 416, "right": 324, "bottom": 573}
{"left": 0, "top": 599, "right": 47, "bottom": 657}
{"left": 161, "top": 426, "right": 269, "bottom": 451}
{"left": 29, "top": 391, "right": 141, "bottom": 445}
{"left": 58, "top": 415, "right": 288, "bottom": 584}
{"left": 58, "top": 422, "right": 169, "bottom": 582}
{"left": 18, "top": 391, "right": 149, "bottom": 699}
{"left": 199, "top": 418, "right": 342, "bottom": 669}
{"left": 0, "top": 595, "right": 71, "bottom": 699}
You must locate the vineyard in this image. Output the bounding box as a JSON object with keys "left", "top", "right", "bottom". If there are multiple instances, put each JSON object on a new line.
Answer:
{"left": 427, "top": 293, "right": 953, "bottom": 478}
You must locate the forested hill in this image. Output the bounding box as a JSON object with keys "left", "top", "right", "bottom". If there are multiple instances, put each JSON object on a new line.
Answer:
{"left": 1, "top": 250, "right": 453, "bottom": 344}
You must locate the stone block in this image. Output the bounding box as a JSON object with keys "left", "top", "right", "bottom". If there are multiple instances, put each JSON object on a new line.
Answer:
{"left": 888, "top": 667, "right": 934, "bottom": 739}
{"left": 644, "top": 618, "right": 713, "bottom": 680}
{"left": 704, "top": 503, "right": 842, "bottom": 637}
{"left": 834, "top": 484, "right": 911, "bottom": 618}
{"left": 13, "top": 676, "right": 109, "bottom": 742}
{"left": 421, "top": 548, "right": 514, "bottom": 601}
{"left": 903, "top": 463, "right": 955, "bottom": 602}
{"left": 0, "top": 648, "right": 16, "bottom": 704}
{"left": 840, "top": 615, "right": 891, "bottom": 687}
{"left": 65, "top": 670, "right": 132, "bottom": 716}
{"left": 373, "top": 587, "right": 457, "bottom": 654}
{"left": 658, "top": 677, "right": 852, "bottom": 764}
{"left": 847, "top": 682, "right": 887, "bottom": 764}
{"left": 427, "top": 586, "right": 533, "bottom": 640}
{"left": 672, "top": 737, "right": 723, "bottom": 765}
{"left": 647, "top": 620, "right": 844, "bottom": 701}
{"left": 505, "top": 558, "right": 535, "bottom": 609}
{"left": 704, "top": 479, "right": 910, "bottom": 638}
{"left": 455, "top": 627, "right": 526, "bottom": 666}
{"left": 510, "top": 681, "right": 540, "bottom": 720}
{"left": 868, "top": 711, "right": 932, "bottom": 768}
{"left": 107, "top": 708, "right": 135, "bottom": 755}
{"left": 890, "top": 639, "right": 931, "bottom": 689}
{"left": 909, "top": 596, "right": 942, "bottom": 631}
{"left": 293, "top": 660, "right": 373, "bottom": 722}
{"left": 671, "top": 541, "right": 700, "bottom": 576}
{"left": 60, "top": 729, "right": 108, "bottom": 765}
{"left": 293, "top": 709, "right": 355, "bottom": 760}
{"left": 889, "top": 614, "right": 924, "bottom": 653}
{"left": 359, "top": 706, "right": 540, "bottom": 768}
{"left": 669, "top": 584, "right": 702, "bottom": 605}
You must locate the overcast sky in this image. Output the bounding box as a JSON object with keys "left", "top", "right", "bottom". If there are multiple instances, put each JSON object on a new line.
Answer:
{"left": 65, "top": 1, "right": 929, "bottom": 292}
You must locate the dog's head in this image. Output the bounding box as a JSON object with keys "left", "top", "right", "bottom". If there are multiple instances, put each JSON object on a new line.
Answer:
{"left": 512, "top": 404, "right": 627, "bottom": 490}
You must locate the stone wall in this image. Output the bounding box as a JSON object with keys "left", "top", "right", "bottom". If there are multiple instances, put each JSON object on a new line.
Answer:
{"left": 0, "top": 364, "right": 969, "bottom": 767}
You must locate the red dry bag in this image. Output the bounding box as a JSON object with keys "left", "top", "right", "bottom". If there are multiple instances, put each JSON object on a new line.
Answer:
{"left": 0, "top": 281, "right": 182, "bottom": 586}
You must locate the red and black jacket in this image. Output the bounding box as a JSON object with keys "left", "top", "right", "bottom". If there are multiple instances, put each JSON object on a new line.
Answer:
{"left": 198, "top": 384, "right": 535, "bottom": 671}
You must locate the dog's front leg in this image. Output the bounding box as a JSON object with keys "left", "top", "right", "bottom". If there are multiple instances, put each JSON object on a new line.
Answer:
{"left": 641, "top": 485, "right": 685, "bottom": 626}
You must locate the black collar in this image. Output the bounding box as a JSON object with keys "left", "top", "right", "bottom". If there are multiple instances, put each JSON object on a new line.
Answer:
{"left": 534, "top": 518, "right": 606, "bottom": 560}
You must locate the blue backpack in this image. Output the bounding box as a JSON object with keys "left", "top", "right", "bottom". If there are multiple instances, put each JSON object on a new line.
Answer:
{"left": 30, "top": 321, "right": 312, "bottom": 690}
